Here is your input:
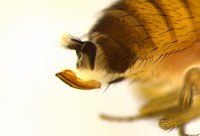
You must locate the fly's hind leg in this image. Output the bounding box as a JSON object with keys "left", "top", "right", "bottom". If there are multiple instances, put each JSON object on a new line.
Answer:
{"left": 100, "top": 90, "right": 181, "bottom": 122}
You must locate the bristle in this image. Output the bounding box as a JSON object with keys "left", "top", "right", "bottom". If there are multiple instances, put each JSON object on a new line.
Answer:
{"left": 60, "top": 33, "right": 84, "bottom": 50}
{"left": 60, "top": 33, "right": 73, "bottom": 48}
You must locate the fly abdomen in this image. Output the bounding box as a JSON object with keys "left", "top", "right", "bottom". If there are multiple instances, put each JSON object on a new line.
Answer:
{"left": 89, "top": 0, "right": 199, "bottom": 74}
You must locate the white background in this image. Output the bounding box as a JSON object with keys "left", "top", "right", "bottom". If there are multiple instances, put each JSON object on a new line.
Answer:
{"left": 0, "top": 0, "right": 199, "bottom": 136}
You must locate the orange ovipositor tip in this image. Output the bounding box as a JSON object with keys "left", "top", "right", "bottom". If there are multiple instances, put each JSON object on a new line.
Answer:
{"left": 56, "top": 70, "right": 101, "bottom": 90}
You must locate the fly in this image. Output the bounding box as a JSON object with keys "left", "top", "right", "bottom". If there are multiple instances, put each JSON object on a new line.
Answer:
{"left": 56, "top": 0, "right": 200, "bottom": 135}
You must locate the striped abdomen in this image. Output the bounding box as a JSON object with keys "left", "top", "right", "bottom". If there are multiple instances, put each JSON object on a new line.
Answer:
{"left": 89, "top": 0, "right": 200, "bottom": 73}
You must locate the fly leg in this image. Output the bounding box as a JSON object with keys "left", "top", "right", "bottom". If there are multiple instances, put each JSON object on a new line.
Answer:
{"left": 159, "top": 95, "right": 200, "bottom": 136}
{"left": 100, "top": 89, "right": 200, "bottom": 136}
{"left": 100, "top": 67, "right": 200, "bottom": 135}
{"left": 159, "top": 67, "right": 200, "bottom": 135}
{"left": 179, "top": 125, "right": 188, "bottom": 136}
{"left": 100, "top": 90, "right": 181, "bottom": 122}
{"left": 152, "top": 67, "right": 200, "bottom": 136}
{"left": 180, "top": 67, "right": 200, "bottom": 108}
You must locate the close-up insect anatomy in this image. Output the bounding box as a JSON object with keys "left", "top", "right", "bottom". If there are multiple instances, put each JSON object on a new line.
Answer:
{"left": 56, "top": 0, "right": 200, "bottom": 136}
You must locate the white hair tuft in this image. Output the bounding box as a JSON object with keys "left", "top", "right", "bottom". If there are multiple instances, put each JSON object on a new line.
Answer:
{"left": 60, "top": 33, "right": 73, "bottom": 48}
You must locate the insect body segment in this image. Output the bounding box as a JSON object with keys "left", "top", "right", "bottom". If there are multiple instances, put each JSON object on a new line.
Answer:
{"left": 57, "top": 0, "right": 200, "bottom": 136}
{"left": 90, "top": 0, "right": 199, "bottom": 59}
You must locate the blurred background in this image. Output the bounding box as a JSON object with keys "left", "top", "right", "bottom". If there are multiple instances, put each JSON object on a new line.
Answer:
{"left": 0, "top": 0, "right": 199, "bottom": 136}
